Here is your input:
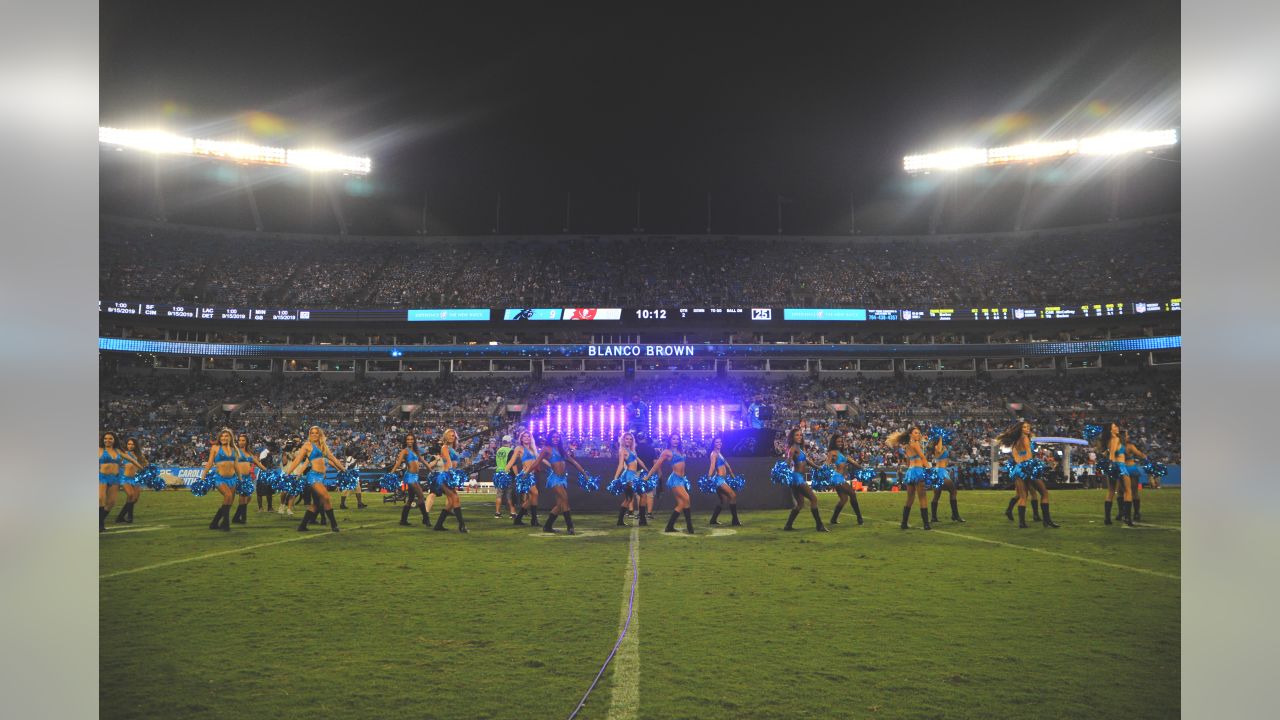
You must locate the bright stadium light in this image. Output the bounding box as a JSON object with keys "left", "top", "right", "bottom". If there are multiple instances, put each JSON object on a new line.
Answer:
{"left": 903, "top": 127, "right": 1178, "bottom": 173}
{"left": 99, "top": 126, "right": 371, "bottom": 174}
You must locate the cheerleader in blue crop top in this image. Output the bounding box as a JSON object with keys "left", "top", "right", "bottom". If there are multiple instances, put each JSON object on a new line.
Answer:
{"left": 506, "top": 430, "right": 543, "bottom": 527}
{"left": 707, "top": 436, "right": 743, "bottom": 526}
{"left": 1122, "top": 429, "right": 1148, "bottom": 522}
{"left": 887, "top": 426, "right": 933, "bottom": 530}
{"left": 1094, "top": 422, "right": 1134, "bottom": 527}
{"left": 113, "top": 437, "right": 149, "bottom": 525}
{"left": 199, "top": 428, "right": 248, "bottom": 532}
{"left": 995, "top": 420, "right": 1059, "bottom": 529}
{"left": 282, "top": 426, "right": 348, "bottom": 532}
{"left": 427, "top": 429, "right": 470, "bottom": 533}
{"left": 927, "top": 433, "right": 965, "bottom": 525}
{"left": 388, "top": 433, "right": 432, "bottom": 528}
{"left": 612, "top": 432, "right": 649, "bottom": 526}
{"left": 528, "top": 430, "right": 588, "bottom": 534}
{"left": 783, "top": 428, "right": 829, "bottom": 532}
{"left": 229, "top": 433, "right": 270, "bottom": 526}
{"left": 647, "top": 434, "right": 697, "bottom": 533}
{"left": 98, "top": 432, "right": 131, "bottom": 532}
{"left": 826, "top": 433, "right": 863, "bottom": 526}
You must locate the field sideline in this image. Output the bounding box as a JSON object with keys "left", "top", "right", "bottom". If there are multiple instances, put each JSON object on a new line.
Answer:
{"left": 100, "top": 489, "right": 1180, "bottom": 720}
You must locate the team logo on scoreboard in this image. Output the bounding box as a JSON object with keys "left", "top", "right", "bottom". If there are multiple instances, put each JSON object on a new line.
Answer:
{"left": 563, "top": 308, "right": 622, "bottom": 321}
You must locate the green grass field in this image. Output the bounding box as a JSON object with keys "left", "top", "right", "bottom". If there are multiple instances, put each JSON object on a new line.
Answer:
{"left": 100, "top": 488, "right": 1179, "bottom": 720}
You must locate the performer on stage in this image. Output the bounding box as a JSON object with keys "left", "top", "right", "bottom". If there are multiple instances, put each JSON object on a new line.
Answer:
{"left": 1123, "top": 429, "right": 1148, "bottom": 522}
{"left": 927, "top": 429, "right": 965, "bottom": 524}
{"left": 506, "top": 431, "right": 541, "bottom": 527}
{"left": 826, "top": 433, "right": 863, "bottom": 526}
{"left": 528, "top": 430, "right": 588, "bottom": 534}
{"left": 199, "top": 428, "right": 247, "bottom": 532}
{"left": 886, "top": 426, "right": 932, "bottom": 530}
{"left": 431, "top": 429, "right": 469, "bottom": 533}
{"left": 231, "top": 433, "right": 269, "bottom": 525}
{"left": 114, "top": 437, "right": 148, "bottom": 524}
{"left": 283, "top": 426, "right": 348, "bottom": 532}
{"left": 612, "top": 432, "right": 647, "bottom": 526}
{"left": 647, "top": 434, "right": 696, "bottom": 534}
{"left": 99, "top": 432, "right": 126, "bottom": 532}
{"left": 783, "top": 428, "right": 829, "bottom": 532}
{"left": 388, "top": 433, "right": 432, "bottom": 527}
{"left": 706, "top": 436, "right": 742, "bottom": 526}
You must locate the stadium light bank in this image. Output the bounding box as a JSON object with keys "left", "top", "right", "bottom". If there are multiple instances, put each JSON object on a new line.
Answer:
{"left": 98, "top": 126, "right": 371, "bottom": 175}
{"left": 903, "top": 128, "right": 1177, "bottom": 174}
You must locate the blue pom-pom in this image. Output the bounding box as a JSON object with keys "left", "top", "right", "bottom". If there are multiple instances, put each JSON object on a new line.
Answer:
{"left": 923, "top": 468, "right": 946, "bottom": 489}
{"left": 855, "top": 467, "right": 877, "bottom": 483}
{"left": 770, "top": 460, "right": 793, "bottom": 486}
{"left": 379, "top": 472, "right": 403, "bottom": 492}
{"left": 697, "top": 475, "right": 722, "bottom": 494}
{"left": 1083, "top": 424, "right": 1103, "bottom": 442}
{"left": 725, "top": 474, "right": 746, "bottom": 491}
{"left": 632, "top": 474, "right": 657, "bottom": 495}
{"left": 139, "top": 464, "right": 166, "bottom": 491}
{"left": 576, "top": 473, "right": 601, "bottom": 492}
{"left": 235, "top": 475, "right": 255, "bottom": 497}
{"left": 256, "top": 468, "right": 281, "bottom": 492}
{"left": 188, "top": 476, "right": 216, "bottom": 497}
{"left": 333, "top": 468, "right": 360, "bottom": 492}
{"left": 928, "top": 427, "right": 955, "bottom": 444}
{"left": 809, "top": 465, "right": 838, "bottom": 490}
{"left": 274, "top": 473, "right": 305, "bottom": 496}
{"left": 492, "top": 471, "right": 513, "bottom": 491}
{"left": 607, "top": 475, "right": 631, "bottom": 496}
{"left": 514, "top": 471, "right": 537, "bottom": 494}
{"left": 1142, "top": 460, "right": 1167, "bottom": 477}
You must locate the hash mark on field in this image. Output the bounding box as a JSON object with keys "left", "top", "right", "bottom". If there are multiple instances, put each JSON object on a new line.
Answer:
{"left": 100, "top": 525, "right": 169, "bottom": 535}
{"left": 99, "top": 522, "right": 388, "bottom": 579}
{"left": 927, "top": 528, "right": 1179, "bottom": 580}
{"left": 605, "top": 525, "right": 640, "bottom": 720}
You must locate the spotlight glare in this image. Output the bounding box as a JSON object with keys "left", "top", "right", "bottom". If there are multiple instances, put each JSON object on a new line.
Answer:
{"left": 903, "top": 127, "right": 1178, "bottom": 173}
{"left": 99, "top": 126, "right": 371, "bottom": 174}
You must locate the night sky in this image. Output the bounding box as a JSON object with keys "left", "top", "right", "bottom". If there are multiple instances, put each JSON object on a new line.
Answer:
{"left": 99, "top": 0, "right": 1180, "bottom": 235}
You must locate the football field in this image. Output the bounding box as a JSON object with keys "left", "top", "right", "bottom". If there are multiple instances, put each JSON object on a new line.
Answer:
{"left": 100, "top": 489, "right": 1180, "bottom": 719}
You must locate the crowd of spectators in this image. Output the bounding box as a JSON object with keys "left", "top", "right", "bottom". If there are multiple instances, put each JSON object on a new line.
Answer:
{"left": 99, "top": 370, "right": 1180, "bottom": 474}
{"left": 100, "top": 216, "right": 1179, "bottom": 309}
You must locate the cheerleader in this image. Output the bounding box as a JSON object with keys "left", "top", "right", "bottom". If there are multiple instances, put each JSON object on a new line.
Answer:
{"left": 114, "top": 437, "right": 148, "bottom": 524}
{"left": 612, "top": 432, "right": 648, "bottom": 526}
{"left": 783, "top": 428, "right": 829, "bottom": 532}
{"left": 527, "top": 430, "right": 587, "bottom": 534}
{"left": 388, "top": 433, "right": 432, "bottom": 527}
{"left": 430, "top": 429, "right": 470, "bottom": 533}
{"left": 199, "top": 428, "right": 247, "bottom": 532}
{"left": 506, "top": 431, "right": 541, "bottom": 527}
{"left": 282, "top": 426, "right": 348, "bottom": 532}
{"left": 98, "top": 432, "right": 127, "bottom": 532}
{"left": 647, "top": 434, "right": 696, "bottom": 534}
{"left": 230, "top": 434, "right": 269, "bottom": 525}
{"left": 826, "top": 433, "right": 863, "bottom": 526}
{"left": 886, "top": 426, "right": 931, "bottom": 531}
{"left": 995, "top": 421, "right": 1059, "bottom": 529}
{"left": 927, "top": 430, "right": 965, "bottom": 524}
{"left": 706, "top": 436, "right": 742, "bottom": 526}
{"left": 1123, "top": 429, "right": 1148, "bottom": 521}
{"left": 1094, "top": 423, "right": 1134, "bottom": 527}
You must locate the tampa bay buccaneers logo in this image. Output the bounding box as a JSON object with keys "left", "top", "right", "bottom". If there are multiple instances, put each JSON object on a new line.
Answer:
{"left": 568, "top": 308, "right": 597, "bottom": 321}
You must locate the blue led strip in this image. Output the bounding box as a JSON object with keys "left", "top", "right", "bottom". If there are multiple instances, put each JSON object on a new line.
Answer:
{"left": 99, "top": 335, "right": 1180, "bottom": 358}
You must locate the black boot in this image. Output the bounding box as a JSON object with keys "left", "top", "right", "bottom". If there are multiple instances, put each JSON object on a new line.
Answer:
{"left": 920, "top": 507, "right": 932, "bottom": 531}
{"left": 1041, "top": 503, "right": 1060, "bottom": 528}
{"left": 543, "top": 513, "right": 559, "bottom": 533}
{"left": 950, "top": 498, "right": 965, "bottom": 523}
{"left": 811, "top": 508, "right": 829, "bottom": 532}
{"left": 115, "top": 503, "right": 131, "bottom": 524}
{"left": 683, "top": 508, "right": 695, "bottom": 534}
{"left": 297, "top": 510, "right": 315, "bottom": 531}
{"left": 454, "top": 508, "right": 468, "bottom": 533}
{"left": 529, "top": 508, "right": 539, "bottom": 526}
{"left": 421, "top": 503, "right": 431, "bottom": 525}
{"left": 357, "top": 498, "right": 368, "bottom": 509}
{"left": 434, "top": 510, "right": 450, "bottom": 531}
{"left": 232, "top": 505, "right": 247, "bottom": 524}
{"left": 400, "top": 504, "right": 412, "bottom": 526}
{"left": 710, "top": 506, "right": 723, "bottom": 525}
{"left": 1006, "top": 496, "right": 1017, "bottom": 521}
{"left": 616, "top": 507, "right": 628, "bottom": 526}
{"left": 929, "top": 499, "right": 940, "bottom": 524}
{"left": 210, "top": 505, "right": 227, "bottom": 530}
{"left": 563, "top": 511, "right": 575, "bottom": 535}
{"left": 1104, "top": 500, "right": 1113, "bottom": 525}
{"left": 638, "top": 510, "right": 648, "bottom": 526}
{"left": 100, "top": 507, "right": 109, "bottom": 532}
{"left": 729, "top": 503, "right": 741, "bottom": 526}
{"left": 325, "top": 508, "right": 339, "bottom": 532}
{"left": 514, "top": 509, "right": 527, "bottom": 526}
{"left": 1121, "top": 501, "right": 1135, "bottom": 527}
{"left": 849, "top": 495, "right": 862, "bottom": 525}
{"left": 830, "top": 503, "right": 843, "bottom": 525}
{"left": 1031, "top": 500, "right": 1042, "bottom": 522}
{"left": 218, "top": 505, "right": 231, "bottom": 531}
{"left": 1133, "top": 497, "right": 1142, "bottom": 522}
{"left": 900, "top": 505, "right": 911, "bottom": 530}
{"left": 665, "top": 511, "right": 680, "bottom": 533}
{"left": 1017, "top": 505, "right": 1028, "bottom": 529}
{"left": 784, "top": 507, "right": 801, "bottom": 531}
{"left": 317, "top": 510, "right": 328, "bottom": 526}
{"left": 340, "top": 496, "right": 348, "bottom": 510}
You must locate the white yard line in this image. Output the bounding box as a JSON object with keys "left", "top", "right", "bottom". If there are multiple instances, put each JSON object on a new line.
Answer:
{"left": 605, "top": 526, "right": 641, "bottom": 720}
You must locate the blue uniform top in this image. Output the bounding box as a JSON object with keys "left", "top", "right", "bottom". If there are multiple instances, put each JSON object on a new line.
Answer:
{"left": 215, "top": 446, "right": 239, "bottom": 462}
{"left": 549, "top": 446, "right": 564, "bottom": 463}
{"left": 448, "top": 448, "right": 461, "bottom": 462}
{"left": 521, "top": 447, "right": 538, "bottom": 463}
{"left": 794, "top": 450, "right": 807, "bottom": 465}
{"left": 405, "top": 448, "right": 420, "bottom": 464}
{"left": 626, "top": 451, "right": 638, "bottom": 465}
{"left": 670, "top": 450, "right": 685, "bottom": 465}
{"left": 99, "top": 448, "right": 120, "bottom": 464}
{"left": 834, "top": 451, "right": 847, "bottom": 466}
{"left": 308, "top": 444, "right": 325, "bottom": 460}
{"left": 714, "top": 454, "right": 727, "bottom": 468}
